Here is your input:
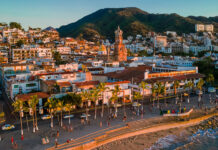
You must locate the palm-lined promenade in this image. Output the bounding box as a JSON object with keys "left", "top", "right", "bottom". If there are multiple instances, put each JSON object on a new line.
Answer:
{"left": 0, "top": 84, "right": 217, "bottom": 150}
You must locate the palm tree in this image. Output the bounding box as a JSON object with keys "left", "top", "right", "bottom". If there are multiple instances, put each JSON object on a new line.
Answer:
{"left": 151, "top": 84, "right": 157, "bottom": 107}
{"left": 31, "top": 96, "right": 39, "bottom": 131}
{"left": 139, "top": 81, "right": 149, "bottom": 115}
{"left": 173, "top": 80, "right": 180, "bottom": 104}
{"left": 64, "top": 103, "right": 73, "bottom": 125}
{"left": 90, "top": 88, "right": 100, "bottom": 120}
{"left": 28, "top": 95, "right": 39, "bottom": 132}
{"left": 45, "top": 98, "right": 56, "bottom": 128}
{"left": 163, "top": 82, "right": 167, "bottom": 106}
{"left": 184, "top": 81, "right": 194, "bottom": 103}
{"left": 133, "top": 91, "right": 142, "bottom": 115}
{"left": 156, "top": 82, "right": 164, "bottom": 108}
{"left": 12, "top": 99, "right": 26, "bottom": 135}
{"left": 197, "top": 78, "right": 204, "bottom": 103}
{"left": 56, "top": 100, "right": 64, "bottom": 127}
{"left": 80, "top": 91, "right": 89, "bottom": 121}
{"left": 206, "top": 74, "right": 214, "bottom": 87}
{"left": 111, "top": 85, "right": 121, "bottom": 117}
{"left": 98, "top": 83, "right": 109, "bottom": 118}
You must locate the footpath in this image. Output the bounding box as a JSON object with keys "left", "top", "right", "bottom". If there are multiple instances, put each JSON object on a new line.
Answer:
{"left": 48, "top": 107, "right": 218, "bottom": 150}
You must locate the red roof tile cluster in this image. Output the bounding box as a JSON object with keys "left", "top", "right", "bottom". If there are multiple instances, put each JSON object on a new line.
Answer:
{"left": 44, "top": 80, "right": 56, "bottom": 86}
{"left": 106, "top": 81, "right": 130, "bottom": 85}
{"left": 16, "top": 92, "right": 50, "bottom": 101}
{"left": 105, "top": 65, "right": 152, "bottom": 84}
{"left": 57, "top": 81, "right": 72, "bottom": 87}
{"left": 74, "top": 81, "right": 99, "bottom": 87}
{"left": 36, "top": 71, "right": 76, "bottom": 76}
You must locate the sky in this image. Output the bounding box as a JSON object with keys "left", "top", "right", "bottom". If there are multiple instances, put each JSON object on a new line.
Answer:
{"left": 0, "top": 0, "right": 218, "bottom": 29}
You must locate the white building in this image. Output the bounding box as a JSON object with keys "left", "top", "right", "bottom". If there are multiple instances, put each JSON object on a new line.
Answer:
{"left": 56, "top": 46, "right": 71, "bottom": 54}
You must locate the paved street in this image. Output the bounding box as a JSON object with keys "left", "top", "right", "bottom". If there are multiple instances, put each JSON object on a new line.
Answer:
{"left": 0, "top": 92, "right": 217, "bottom": 150}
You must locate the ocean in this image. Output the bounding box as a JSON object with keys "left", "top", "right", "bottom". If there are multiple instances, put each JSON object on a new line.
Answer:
{"left": 146, "top": 128, "right": 218, "bottom": 150}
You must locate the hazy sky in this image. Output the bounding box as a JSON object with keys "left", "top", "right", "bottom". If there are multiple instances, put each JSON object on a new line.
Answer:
{"left": 1, "top": 0, "right": 217, "bottom": 29}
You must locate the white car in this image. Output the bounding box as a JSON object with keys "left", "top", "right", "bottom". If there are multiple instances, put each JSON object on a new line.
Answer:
{"left": 2, "top": 124, "right": 15, "bottom": 130}
{"left": 64, "top": 114, "right": 74, "bottom": 119}
{"left": 80, "top": 113, "right": 91, "bottom": 118}
{"left": 41, "top": 115, "right": 51, "bottom": 120}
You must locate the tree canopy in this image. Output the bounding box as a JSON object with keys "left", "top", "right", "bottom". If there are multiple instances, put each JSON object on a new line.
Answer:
{"left": 10, "top": 22, "right": 22, "bottom": 29}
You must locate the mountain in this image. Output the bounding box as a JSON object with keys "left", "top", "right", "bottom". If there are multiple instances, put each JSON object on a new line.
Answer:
{"left": 43, "top": 26, "right": 57, "bottom": 31}
{"left": 57, "top": 7, "right": 218, "bottom": 41}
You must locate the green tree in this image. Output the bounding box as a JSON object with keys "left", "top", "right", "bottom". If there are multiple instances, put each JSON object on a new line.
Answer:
{"left": 173, "top": 80, "right": 180, "bottom": 104}
{"left": 110, "top": 85, "right": 121, "bottom": 117}
{"left": 151, "top": 84, "right": 157, "bottom": 106}
{"left": 12, "top": 99, "right": 26, "bottom": 135}
{"left": 53, "top": 51, "right": 65, "bottom": 65}
{"left": 44, "top": 98, "right": 56, "bottom": 128}
{"left": 98, "top": 83, "right": 109, "bottom": 118}
{"left": 155, "top": 82, "right": 164, "bottom": 108}
{"left": 80, "top": 91, "right": 89, "bottom": 121}
{"left": 139, "top": 81, "right": 149, "bottom": 115}
{"left": 90, "top": 88, "right": 100, "bottom": 120}
{"left": 197, "top": 78, "right": 204, "bottom": 103}
{"left": 10, "top": 22, "right": 22, "bottom": 29}
{"left": 16, "top": 40, "right": 24, "bottom": 47}
{"left": 64, "top": 103, "right": 74, "bottom": 125}
{"left": 56, "top": 100, "right": 64, "bottom": 127}
{"left": 133, "top": 91, "right": 142, "bottom": 115}
{"left": 28, "top": 96, "right": 39, "bottom": 132}
{"left": 184, "top": 81, "right": 194, "bottom": 103}
{"left": 206, "top": 74, "right": 214, "bottom": 86}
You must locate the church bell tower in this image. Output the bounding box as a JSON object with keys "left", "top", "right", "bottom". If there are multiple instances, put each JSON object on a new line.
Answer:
{"left": 114, "top": 26, "right": 127, "bottom": 62}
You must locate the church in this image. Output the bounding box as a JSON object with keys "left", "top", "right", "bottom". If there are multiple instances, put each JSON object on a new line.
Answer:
{"left": 114, "top": 26, "right": 127, "bottom": 62}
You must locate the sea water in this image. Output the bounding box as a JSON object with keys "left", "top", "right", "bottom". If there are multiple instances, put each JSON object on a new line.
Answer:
{"left": 146, "top": 128, "right": 218, "bottom": 150}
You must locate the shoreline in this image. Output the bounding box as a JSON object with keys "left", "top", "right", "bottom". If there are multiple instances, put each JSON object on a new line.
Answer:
{"left": 91, "top": 112, "right": 218, "bottom": 150}
{"left": 48, "top": 108, "right": 218, "bottom": 150}
{"left": 95, "top": 116, "right": 218, "bottom": 150}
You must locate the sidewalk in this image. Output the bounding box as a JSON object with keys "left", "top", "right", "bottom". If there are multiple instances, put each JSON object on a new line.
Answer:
{"left": 0, "top": 94, "right": 217, "bottom": 150}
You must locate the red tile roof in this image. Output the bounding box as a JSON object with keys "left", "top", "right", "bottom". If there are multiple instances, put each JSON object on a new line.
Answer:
{"left": 15, "top": 92, "right": 50, "bottom": 101}
{"left": 36, "top": 71, "right": 76, "bottom": 76}
{"left": 74, "top": 81, "right": 99, "bottom": 87}
{"left": 105, "top": 65, "right": 152, "bottom": 84}
{"left": 44, "top": 80, "right": 56, "bottom": 86}
{"left": 57, "top": 81, "right": 72, "bottom": 87}
{"left": 106, "top": 81, "right": 130, "bottom": 85}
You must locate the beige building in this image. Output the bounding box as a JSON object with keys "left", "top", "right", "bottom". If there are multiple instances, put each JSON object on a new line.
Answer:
{"left": 155, "top": 36, "right": 167, "bottom": 47}
{"left": 195, "top": 24, "right": 214, "bottom": 32}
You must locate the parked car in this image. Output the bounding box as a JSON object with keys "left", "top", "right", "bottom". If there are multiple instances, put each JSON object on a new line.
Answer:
{"left": 80, "top": 113, "right": 91, "bottom": 118}
{"left": 63, "top": 114, "right": 74, "bottom": 119}
{"left": 2, "top": 124, "right": 15, "bottom": 130}
{"left": 41, "top": 115, "right": 51, "bottom": 120}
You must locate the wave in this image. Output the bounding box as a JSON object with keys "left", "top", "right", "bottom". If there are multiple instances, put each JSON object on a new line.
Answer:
{"left": 146, "top": 128, "right": 218, "bottom": 150}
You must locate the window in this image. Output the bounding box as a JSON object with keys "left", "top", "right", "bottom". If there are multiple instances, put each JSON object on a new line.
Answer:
{"left": 14, "top": 85, "right": 19, "bottom": 88}
{"left": 26, "top": 83, "right": 36, "bottom": 87}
